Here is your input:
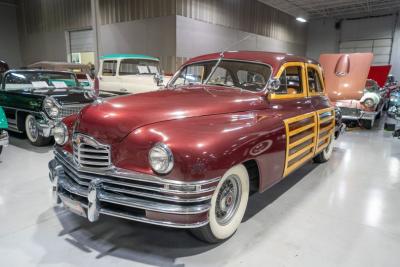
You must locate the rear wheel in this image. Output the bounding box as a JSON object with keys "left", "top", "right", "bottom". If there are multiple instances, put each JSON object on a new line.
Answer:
{"left": 25, "top": 115, "right": 51, "bottom": 146}
{"left": 313, "top": 133, "right": 334, "bottom": 163}
{"left": 0, "top": 146, "right": 2, "bottom": 155}
{"left": 191, "top": 164, "right": 249, "bottom": 243}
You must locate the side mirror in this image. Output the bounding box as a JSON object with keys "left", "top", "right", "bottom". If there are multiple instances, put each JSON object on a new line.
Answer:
{"left": 154, "top": 73, "right": 165, "bottom": 87}
{"left": 266, "top": 78, "right": 280, "bottom": 93}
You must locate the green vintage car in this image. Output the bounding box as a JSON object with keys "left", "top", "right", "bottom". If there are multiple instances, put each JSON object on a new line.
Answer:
{"left": 0, "top": 106, "right": 8, "bottom": 155}
{"left": 0, "top": 69, "right": 96, "bottom": 146}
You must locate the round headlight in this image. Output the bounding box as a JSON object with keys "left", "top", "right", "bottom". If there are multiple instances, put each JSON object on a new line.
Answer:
{"left": 53, "top": 122, "right": 68, "bottom": 145}
{"left": 44, "top": 98, "right": 59, "bottom": 118}
{"left": 148, "top": 143, "right": 174, "bottom": 174}
{"left": 363, "top": 98, "right": 375, "bottom": 108}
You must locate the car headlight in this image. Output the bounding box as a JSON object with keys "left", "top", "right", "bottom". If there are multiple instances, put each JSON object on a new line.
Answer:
{"left": 43, "top": 98, "right": 60, "bottom": 118}
{"left": 363, "top": 98, "right": 375, "bottom": 108}
{"left": 148, "top": 143, "right": 174, "bottom": 174}
{"left": 53, "top": 122, "right": 68, "bottom": 145}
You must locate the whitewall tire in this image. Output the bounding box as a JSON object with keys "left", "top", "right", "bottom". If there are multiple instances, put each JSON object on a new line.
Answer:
{"left": 25, "top": 114, "right": 51, "bottom": 146}
{"left": 191, "top": 164, "right": 249, "bottom": 243}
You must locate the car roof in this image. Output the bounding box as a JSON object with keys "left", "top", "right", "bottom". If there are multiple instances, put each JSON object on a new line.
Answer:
{"left": 4, "top": 69, "right": 76, "bottom": 75}
{"left": 100, "top": 54, "right": 160, "bottom": 61}
{"left": 184, "top": 51, "right": 320, "bottom": 76}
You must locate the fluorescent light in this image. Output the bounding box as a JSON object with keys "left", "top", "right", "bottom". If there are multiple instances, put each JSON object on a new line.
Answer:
{"left": 296, "top": 17, "right": 307, "bottom": 23}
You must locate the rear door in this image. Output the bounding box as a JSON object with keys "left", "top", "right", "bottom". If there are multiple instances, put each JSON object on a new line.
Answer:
{"left": 269, "top": 62, "right": 317, "bottom": 178}
{"left": 306, "top": 63, "right": 335, "bottom": 156}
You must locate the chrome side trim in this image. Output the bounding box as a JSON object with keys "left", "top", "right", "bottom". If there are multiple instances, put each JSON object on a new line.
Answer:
{"left": 55, "top": 146, "right": 221, "bottom": 187}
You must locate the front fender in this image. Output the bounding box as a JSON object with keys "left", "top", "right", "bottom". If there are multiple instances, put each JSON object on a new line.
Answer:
{"left": 112, "top": 110, "right": 286, "bottom": 184}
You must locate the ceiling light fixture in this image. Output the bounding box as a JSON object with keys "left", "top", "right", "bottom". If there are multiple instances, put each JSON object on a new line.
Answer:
{"left": 296, "top": 17, "right": 307, "bottom": 23}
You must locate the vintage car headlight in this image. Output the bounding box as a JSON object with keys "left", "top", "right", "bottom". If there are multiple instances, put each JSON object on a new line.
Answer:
{"left": 148, "top": 143, "right": 174, "bottom": 174}
{"left": 53, "top": 122, "right": 68, "bottom": 145}
{"left": 43, "top": 97, "right": 60, "bottom": 118}
{"left": 363, "top": 98, "right": 375, "bottom": 108}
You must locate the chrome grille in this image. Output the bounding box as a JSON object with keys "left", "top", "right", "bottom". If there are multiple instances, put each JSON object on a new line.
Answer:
{"left": 57, "top": 105, "right": 86, "bottom": 120}
{"left": 72, "top": 134, "right": 111, "bottom": 169}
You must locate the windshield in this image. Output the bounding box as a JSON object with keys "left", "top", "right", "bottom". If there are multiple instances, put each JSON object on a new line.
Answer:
{"left": 3, "top": 71, "right": 78, "bottom": 90}
{"left": 119, "top": 59, "right": 160, "bottom": 75}
{"left": 169, "top": 60, "right": 272, "bottom": 92}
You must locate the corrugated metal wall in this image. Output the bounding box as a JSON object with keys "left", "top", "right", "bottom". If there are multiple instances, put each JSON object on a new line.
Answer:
{"left": 17, "top": 0, "right": 306, "bottom": 71}
{"left": 176, "top": 0, "right": 306, "bottom": 45}
{"left": 98, "top": 0, "right": 306, "bottom": 45}
{"left": 19, "top": 0, "right": 91, "bottom": 33}
{"left": 99, "top": 0, "right": 176, "bottom": 25}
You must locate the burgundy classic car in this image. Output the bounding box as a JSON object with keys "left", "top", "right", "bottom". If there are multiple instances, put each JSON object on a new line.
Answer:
{"left": 48, "top": 51, "right": 339, "bottom": 243}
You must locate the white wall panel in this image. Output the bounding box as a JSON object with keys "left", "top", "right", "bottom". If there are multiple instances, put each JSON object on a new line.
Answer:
{"left": 341, "top": 16, "right": 395, "bottom": 41}
{"left": 99, "top": 16, "right": 176, "bottom": 73}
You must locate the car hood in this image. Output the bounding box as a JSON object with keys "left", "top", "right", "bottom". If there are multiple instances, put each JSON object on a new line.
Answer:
{"left": 319, "top": 53, "right": 373, "bottom": 101}
{"left": 8, "top": 87, "right": 95, "bottom": 105}
{"left": 76, "top": 85, "right": 266, "bottom": 144}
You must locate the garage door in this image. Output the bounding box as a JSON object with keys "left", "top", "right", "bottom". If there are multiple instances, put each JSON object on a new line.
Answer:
{"left": 339, "top": 38, "right": 392, "bottom": 65}
{"left": 69, "top": 29, "right": 95, "bottom": 64}
{"left": 69, "top": 29, "right": 94, "bottom": 53}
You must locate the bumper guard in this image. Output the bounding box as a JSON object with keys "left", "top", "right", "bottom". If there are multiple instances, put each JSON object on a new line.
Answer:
{"left": 48, "top": 149, "right": 219, "bottom": 228}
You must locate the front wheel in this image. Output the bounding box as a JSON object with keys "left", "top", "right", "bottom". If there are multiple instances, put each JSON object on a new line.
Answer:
{"left": 191, "top": 164, "right": 249, "bottom": 243}
{"left": 313, "top": 133, "right": 334, "bottom": 163}
{"left": 25, "top": 115, "right": 51, "bottom": 146}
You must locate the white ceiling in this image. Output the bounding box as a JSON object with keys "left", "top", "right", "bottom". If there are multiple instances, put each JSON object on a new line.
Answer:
{"left": 259, "top": 0, "right": 400, "bottom": 20}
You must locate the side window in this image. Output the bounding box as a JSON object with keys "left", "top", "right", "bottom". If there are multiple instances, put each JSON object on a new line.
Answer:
{"left": 207, "top": 67, "right": 234, "bottom": 86}
{"left": 102, "top": 60, "right": 117, "bottom": 76}
{"left": 276, "top": 66, "right": 303, "bottom": 95}
{"left": 174, "top": 65, "right": 205, "bottom": 86}
{"left": 307, "top": 67, "right": 323, "bottom": 93}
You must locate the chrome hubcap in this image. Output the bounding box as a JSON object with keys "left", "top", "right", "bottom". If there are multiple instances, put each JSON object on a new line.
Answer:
{"left": 215, "top": 175, "right": 242, "bottom": 225}
{"left": 28, "top": 117, "right": 38, "bottom": 140}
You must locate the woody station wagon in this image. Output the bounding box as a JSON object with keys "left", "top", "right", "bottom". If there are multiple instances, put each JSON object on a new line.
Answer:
{"left": 49, "top": 51, "right": 341, "bottom": 243}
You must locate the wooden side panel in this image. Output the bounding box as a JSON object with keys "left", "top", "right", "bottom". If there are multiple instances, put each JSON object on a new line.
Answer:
{"left": 315, "top": 107, "right": 335, "bottom": 154}
{"left": 283, "top": 112, "right": 317, "bottom": 176}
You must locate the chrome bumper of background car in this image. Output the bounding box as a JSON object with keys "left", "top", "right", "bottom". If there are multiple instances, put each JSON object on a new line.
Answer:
{"left": 0, "top": 130, "right": 9, "bottom": 146}
{"left": 341, "top": 109, "right": 377, "bottom": 121}
{"left": 38, "top": 112, "right": 56, "bottom": 137}
{"left": 48, "top": 149, "right": 220, "bottom": 228}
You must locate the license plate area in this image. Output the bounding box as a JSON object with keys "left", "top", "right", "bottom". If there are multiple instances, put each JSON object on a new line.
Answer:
{"left": 60, "top": 195, "right": 87, "bottom": 218}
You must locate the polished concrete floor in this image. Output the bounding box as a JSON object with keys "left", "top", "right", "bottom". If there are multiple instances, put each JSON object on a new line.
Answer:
{"left": 0, "top": 121, "right": 399, "bottom": 267}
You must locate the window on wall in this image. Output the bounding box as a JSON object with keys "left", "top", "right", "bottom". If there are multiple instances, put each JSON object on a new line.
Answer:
{"left": 276, "top": 66, "right": 303, "bottom": 95}
{"left": 307, "top": 68, "right": 323, "bottom": 94}
{"left": 102, "top": 60, "right": 117, "bottom": 76}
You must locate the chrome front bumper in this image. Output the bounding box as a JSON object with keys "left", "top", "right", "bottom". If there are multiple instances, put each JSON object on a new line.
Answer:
{"left": 0, "top": 130, "right": 9, "bottom": 146}
{"left": 38, "top": 113, "right": 56, "bottom": 137}
{"left": 48, "top": 148, "right": 219, "bottom": 228}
